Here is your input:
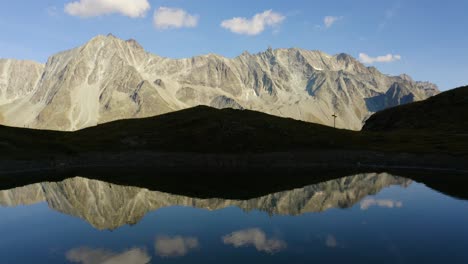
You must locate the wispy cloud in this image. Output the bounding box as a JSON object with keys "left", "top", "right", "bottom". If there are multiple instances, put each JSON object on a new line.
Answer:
{"left": 379, "top": 3, "right": 401, "bottom": 31}
{"left": 64, "top": 0, "right": 150, "bottom": 18}
{"left": 324, "top": 16, "right": 342, "bottom": 28}
{"left": 221, "top": 10, "right": 285, "bottom": 36}
{"left": 153, "top": 7, "right": 199, "bottom": 30}
{"left": 155, "top": 236, "right": 199, "bottom": 257}
{"left": 222, "top": 228, "right": 286, "bottom": 254}
{"left": 46, "top": 6, "right": 59, "bottom": 17}
{"left": 360, "top": 198, "right": 403, "bottom": 210}
{"left": 359, "top": 53, "right": 402, "bottom": 64}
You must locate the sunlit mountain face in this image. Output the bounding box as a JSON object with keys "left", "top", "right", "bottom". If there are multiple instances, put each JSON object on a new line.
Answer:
{"left": 1, "top": 172, "right": 467, "bottom": 263}
{"left": 0, "top": 35, "right": 438, "bottom": 132}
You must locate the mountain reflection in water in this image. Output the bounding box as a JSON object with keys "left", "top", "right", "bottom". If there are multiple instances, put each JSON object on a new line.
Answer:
{"left": 0, "top": 173, "right": 409, "bottom": 230}
{"left": 1, "top": 171, "right": 467, "bottom": 264}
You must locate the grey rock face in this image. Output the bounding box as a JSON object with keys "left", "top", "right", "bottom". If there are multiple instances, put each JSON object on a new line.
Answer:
{"left": 0, "top": 173, "right": 410, "bottom": 230}
{"left": 0, "top": 35, "right": 438, "bottom": 130}
{"left": 0, "top": 60, "right": 44, "bottom": 104}
{"left": 210, "top": 95, "right": 244, "bottom": 110}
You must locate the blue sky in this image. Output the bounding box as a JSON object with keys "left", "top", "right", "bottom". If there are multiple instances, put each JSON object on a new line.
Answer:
{"left": 0, "top": 0, "right": 467, "bottom": 91}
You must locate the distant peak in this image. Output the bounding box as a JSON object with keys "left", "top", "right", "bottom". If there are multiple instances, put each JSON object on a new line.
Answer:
{"left": 88, "top": 34, "right": 116, "bottom": 43}
{"left": 241, "top": 50, "right": 251, "bottom": 57}
{"left": 335, "top": 53, "right": 355, "bottom": 61}
{"left": 399, "top": 74, "right": 414, "bottom": 82}
{"left": 84, "top": 34, "right": 144, "bottom": 51}
{"left": 89, "top": 33, "right": 125, "bottom": 43}
{"left": 126, "top": 38, "right": 143, "bottom": 50}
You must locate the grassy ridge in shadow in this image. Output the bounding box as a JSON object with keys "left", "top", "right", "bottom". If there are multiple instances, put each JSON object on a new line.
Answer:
{"left": 1, "top": 104, "right": 468, "bottom": 159}
{"left": 364, "top": 85, "right": 468, "bottom": 133}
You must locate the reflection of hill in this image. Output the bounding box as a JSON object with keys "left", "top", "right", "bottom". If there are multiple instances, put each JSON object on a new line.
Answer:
{"left": 0, "top": 173, "right": 409, "bottom": 230}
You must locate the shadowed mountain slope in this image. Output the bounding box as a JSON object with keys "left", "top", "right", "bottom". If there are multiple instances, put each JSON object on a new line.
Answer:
{"left": 363, "top": 85, "right": 468, "bottom": 133}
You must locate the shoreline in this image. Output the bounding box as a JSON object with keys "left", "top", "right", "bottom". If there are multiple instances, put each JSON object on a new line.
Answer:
{"left": 1, "top": 150, "right": 467, "bottom": 175}
{"left": 1, "top": 150, "right": 467, "bottom": 200}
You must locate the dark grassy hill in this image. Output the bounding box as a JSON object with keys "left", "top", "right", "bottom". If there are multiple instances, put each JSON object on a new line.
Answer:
{"left": 69, "top": 106, "right": 359, "bottom": 152}
{"left": 1, "top": 103, "right": 468, "bottom": 161}
{"left": 363, "top": 85, "right": 468, "bottom": 133}
{"left": 0, "top": 106, "right": 364, "bottom": 157}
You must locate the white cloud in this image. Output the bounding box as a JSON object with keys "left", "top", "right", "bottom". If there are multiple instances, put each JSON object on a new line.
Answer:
{"left": 221, "top": 10, "right": 285, "bottom": 36}
{"left": 359, "top": 53, "right": 402, "bottom": 64}
{"left": 153, "top": 7, "right": 199, "bottom": 30}
{"left": 64, "top": 0, "right": 150, "bottom": 18}
{"left": 155, "top": 236, "right": 199, "bottom": 257}
{"left": 324, "top": 16, "right": 342, "bottom": 28}
{"left": 360, "top": 198, "right": 403, "bottom": 210}
{"left": 222, "top": 228, "right": 286, "bottom": 254}
{"left": 66, "top": 247, "right": 151, "bottom": 264}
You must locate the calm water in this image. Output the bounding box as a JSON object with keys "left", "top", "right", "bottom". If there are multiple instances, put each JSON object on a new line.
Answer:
{"left": 0, "top": 172, "right": 467, "bottom": 263}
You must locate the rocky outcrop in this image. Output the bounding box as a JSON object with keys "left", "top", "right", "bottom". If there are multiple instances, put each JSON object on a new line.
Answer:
{"left": 210, "top": 95, "right": 244, "bottom": 110}
{"left": 0, "top": 173, "right": 410, "bottom": 230}
{"left": 0, "top": 60, "right": 44, "bottom": 105}
{"left": 0, "top": 35, "right": 438, "bottom": 131}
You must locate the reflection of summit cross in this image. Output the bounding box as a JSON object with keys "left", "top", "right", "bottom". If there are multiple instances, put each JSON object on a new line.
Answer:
{"left": 332, "top": 113, "right": 338, "bottom": 128}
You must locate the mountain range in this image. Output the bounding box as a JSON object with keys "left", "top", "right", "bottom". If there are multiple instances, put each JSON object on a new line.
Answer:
{"left": 0, "top": 34, "right": 438, "bottom": 131}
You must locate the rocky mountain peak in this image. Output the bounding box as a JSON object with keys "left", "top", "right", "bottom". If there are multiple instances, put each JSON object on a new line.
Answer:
{"left": 240, "top": 50, "right": 251, "bottom": 57}
{"left": 335, "top": 53, "right": 354, "bottom": 61}
{"left": 87, "top": 34, "right": 116, "bottom": 45}
{"left": 126, "top": 38, "right": 144, "bottom": 50}
{"left": 399, "top": 74, "right": 414, "bottom": 82}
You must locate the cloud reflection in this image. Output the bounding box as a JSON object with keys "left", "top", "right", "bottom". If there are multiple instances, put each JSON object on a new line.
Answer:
{"left": 325, "top": 235, "right": 337, "bottom": 248}
{"left": 360, "top": 198, "right": 403, "bottom": 210}
{"left": 222, "top": 228, "right": 286, "bottom": 254}
{"left": 66, "top": 247, "right": 150, "bottom": 264}
{"left": 155, "top": 235, "right": 199, "bottom": 257}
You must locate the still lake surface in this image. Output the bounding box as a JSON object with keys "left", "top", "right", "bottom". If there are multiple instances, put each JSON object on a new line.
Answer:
{"left": 0, "top": 172, "right": 467, "bottom": 263}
